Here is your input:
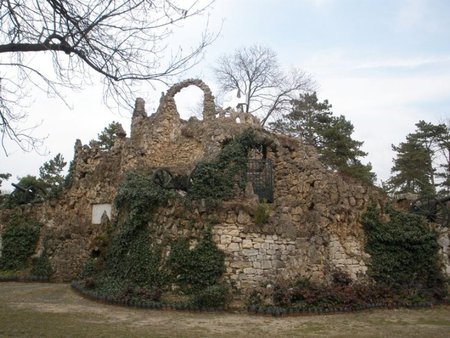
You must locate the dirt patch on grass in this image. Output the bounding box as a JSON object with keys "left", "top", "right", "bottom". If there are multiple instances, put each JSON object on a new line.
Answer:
{"left": 1, "top": 282, "right": 449, "bottom": 337}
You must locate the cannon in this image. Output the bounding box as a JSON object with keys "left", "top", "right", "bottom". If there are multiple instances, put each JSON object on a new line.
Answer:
{"left": 11, "top": 182, "right": 47, "bottom": 204}
{"left": 411, "top": 195, "right": 450, "bottom": 226}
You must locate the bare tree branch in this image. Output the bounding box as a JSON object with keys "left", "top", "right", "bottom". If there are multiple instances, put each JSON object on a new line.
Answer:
{"left": 0, "top": 0, "right": 216, "bottom": 154}
{"left": 213, "top": 45, "right": 313, "bottom": 127}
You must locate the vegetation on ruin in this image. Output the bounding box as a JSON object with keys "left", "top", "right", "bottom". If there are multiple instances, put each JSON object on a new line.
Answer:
{"left": 253, "top": 200, "right": 271, "bottom": 225}
{"left": 1, "top": 153, "right": 67, "bottom": 208}
{"left": 246, "top": 205, "right": 449, "bottom": 315}
{"left": 363, "top": 204, "right": 447, "bottom": 300}
{"left": 167, "top": 230, "right": 228, "bottom": 308}
{"left": 386, "top": 120, "right": 450, "bottom": 197}
{"left": 76, "top": 170, "right": 228, "bottom": 309}
{"left": 77, "top": 171, "right": 174, "bottom": 301}
{"left": 0, "top": 216, "right": 41, "bottom": 271}
{"left": 0, "top": 215, "right": 52, "bottom": 280}
{"left": 270, "top": 92, "right": 376, "bottom": 184}
{"left": 168, "top": 230, "right": 225, "bottom": 293}
{"left": 187, "top": 128, "right": 263, "bottom": 206}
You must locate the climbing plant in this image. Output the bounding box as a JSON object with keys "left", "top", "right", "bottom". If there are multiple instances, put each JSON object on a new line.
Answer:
{"left": 76, "top": 170, "right": 229, "bottom": 307}
{"left": 188, "top": 128, "right": 262, "bottom": 206}
{"left": 362, "top": 205, "right": 447, "bottom": 300}
{"left": 75, "top": 129, "right": 263, "bottom": 307}
{"left": 168, "top": 229, "right": 225, "bottom": 293}
{"left": 0, "top": 216, "right": 41, "bottom": 271}
{"left": 77, "top": 171, "right": 174, "bottom": 298}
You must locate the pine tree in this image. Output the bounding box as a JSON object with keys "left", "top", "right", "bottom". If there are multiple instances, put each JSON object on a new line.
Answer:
{"left": 96, "top": 121, "right": 126, "bottom": 150}
{"left": 388, "top": 136, "right": 434, "bottom": 196}
{"left": 270, "top": 92, "right": 376, "bottom": 184}
{"left": 39, "top": 153, "right": 67, "bottom": 197}
{"left": 388, "top": 120, "right": 450, "bottom": 197}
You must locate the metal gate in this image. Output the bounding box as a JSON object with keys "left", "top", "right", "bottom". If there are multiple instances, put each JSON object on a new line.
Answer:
{"left": 247, "top": 159, "right": 273, "bottom": 203}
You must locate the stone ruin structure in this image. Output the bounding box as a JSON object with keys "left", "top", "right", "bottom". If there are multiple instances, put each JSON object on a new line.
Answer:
{"left": 1, "top": 79, "right": 449, "bottom": 290}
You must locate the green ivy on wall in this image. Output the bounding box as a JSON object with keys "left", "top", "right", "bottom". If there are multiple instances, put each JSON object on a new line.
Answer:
{"left": 167, "top": 229, "right": 225, "bottom": 293}
{"left": 363, "top": 205, "right": 447, "bottom": 300}
{"left": 75, "top": 129, "right": 264, "bottom": 307}
{"left": 0, "top": 216, "right": 41, "bottom": 271}
{"left": 77, "top": 170, "right": 227, "bottom": 307}
{"left": 78, "top": 171, "right": 174, "bottom": 297}
{"left": 188, "top": 129, "right": 261, "bottom": 206}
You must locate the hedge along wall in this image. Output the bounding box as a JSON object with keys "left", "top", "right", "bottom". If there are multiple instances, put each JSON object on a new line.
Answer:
{"left": 363, "top": 205, "right": 447, "bottom": 300}
{"left": 0, "top": 215, "right": 52, "bottom": 280}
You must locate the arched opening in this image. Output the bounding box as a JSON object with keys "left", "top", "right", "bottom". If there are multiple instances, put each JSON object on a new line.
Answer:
{"left": 173, "top": 86, "right": 204, "bottom": 120}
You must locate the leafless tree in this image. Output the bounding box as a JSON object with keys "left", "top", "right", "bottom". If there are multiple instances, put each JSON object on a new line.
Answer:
{"left": 213, "top": 45, "right": 313, "bottom": 127}
{"left": 0, "top": 0, "right": 215, "bottom": 154}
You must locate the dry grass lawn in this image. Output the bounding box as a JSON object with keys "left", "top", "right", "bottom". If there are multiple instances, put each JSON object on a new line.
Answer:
{"left": 0, "top": 282, "right": 449, "bottom": 337}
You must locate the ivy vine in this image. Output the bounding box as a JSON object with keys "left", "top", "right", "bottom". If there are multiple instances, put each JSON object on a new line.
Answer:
{"left": 167, "top": 229, "right": 225, "bottom": 293}
{"left": 77, "top": 170, "right": 227, "bottom": 307}
{"left": 187, "top": 129, "right": 261, "bottom": 206}
{"left": 76, "top": 129, "right": 264, "bottom": 308}
{"left": 362, "top": 205, "right": 447, "bottom": 300}
{"left": 0, "top": 216, "right": 41, "bottom": 271}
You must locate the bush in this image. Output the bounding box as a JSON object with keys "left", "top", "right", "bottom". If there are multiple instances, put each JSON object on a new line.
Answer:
{"left": 168, "top": 229, "right": 225, "bottom": 293}
{"left": 30, "top": 255, "right": 53, "bottom": 279}
{"left": 0, "top": 216, "right": 41, "bottom": 270}
{"left": 191, "top": 283, "right": 229, "bottom": 309}
{"left": 363, "top": 205, "right": 447, "bottom": 299}
{"left": 253, "top": 200, "right": 271, "bottom": 225}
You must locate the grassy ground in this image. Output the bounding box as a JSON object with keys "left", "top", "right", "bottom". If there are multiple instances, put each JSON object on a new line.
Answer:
{"left": 0, "top": 282, "right": 449, "bottom": 337}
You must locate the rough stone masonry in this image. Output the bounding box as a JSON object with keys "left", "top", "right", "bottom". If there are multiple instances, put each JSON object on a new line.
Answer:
{"left": 1, "top": 79, "right": 448, "bottom": 290}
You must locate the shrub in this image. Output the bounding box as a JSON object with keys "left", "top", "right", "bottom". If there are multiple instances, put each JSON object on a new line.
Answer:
{"left": 0, "top": 216, "right": 41, "bottom": 270}
{"left": 272, "top": 280, "right": 292, "bottom": 306}
{"left": 191, "top": 283, "right": 229, "bottom": 309}
{"left": 30, "top": 255, "right": 53, "bottom": 279}
{"left": 363, "top": 205, "right": 447, "bottom": 299}
{"left": 168, "top": 229, "right": 225, "bottom": 293}
{"left": 247, "top": 290, "right": 263, "bottom": 307}
{"left": 253, "top": 200, "right": 271, "bottom": 225}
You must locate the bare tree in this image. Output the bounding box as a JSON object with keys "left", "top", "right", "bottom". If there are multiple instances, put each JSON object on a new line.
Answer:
{"left": 213, "top": 45, "right": 313, "bottom": 126}
{"left": 0, "top": 0, "right": 215, "bottom": 154}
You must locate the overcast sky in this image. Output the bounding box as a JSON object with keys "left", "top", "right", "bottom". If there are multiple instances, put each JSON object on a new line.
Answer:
{"left": 1, "top": 0, "right": 450, "bottom": 189}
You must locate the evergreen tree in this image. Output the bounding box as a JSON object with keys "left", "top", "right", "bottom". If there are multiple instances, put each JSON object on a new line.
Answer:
{"left": 96, "top": 121, "right": 126, "bottom": 150}
{"left": 39, "top": 153, "right": 67, "bottom": 197}
{"left": 270, "top": 92, "right": 376, "bottom": 184}
{"left": 388, "top": 120, "right": 450, "bottom": 197}
{"left": 388, "top": 136, "right": 434, "bottom": 196}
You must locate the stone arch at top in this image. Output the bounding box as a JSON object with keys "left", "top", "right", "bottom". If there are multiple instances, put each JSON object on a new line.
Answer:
{"left": 164, "top": 79, "right": 216, "bottom": 120}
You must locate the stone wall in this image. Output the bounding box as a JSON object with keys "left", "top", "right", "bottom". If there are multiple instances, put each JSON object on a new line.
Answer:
{"left": 1, "top": 79, "right": 448, "bottom": 289}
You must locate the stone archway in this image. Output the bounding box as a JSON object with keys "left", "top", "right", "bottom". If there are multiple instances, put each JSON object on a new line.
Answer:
{"left": 165, "top": 79, "right": 216, "bottom": 120}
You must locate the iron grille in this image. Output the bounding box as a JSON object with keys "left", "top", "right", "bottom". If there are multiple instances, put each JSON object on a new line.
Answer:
{"left": 247, "top": 159, "right": 273, "bottom": 203}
